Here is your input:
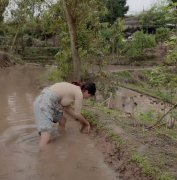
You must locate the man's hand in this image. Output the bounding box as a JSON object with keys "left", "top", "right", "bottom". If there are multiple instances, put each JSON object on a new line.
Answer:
{"left": 80, "top": 122, "right": 90, "bottom": 134}
{"left": 63, "top": 106, "right": 91, "bottom": 133}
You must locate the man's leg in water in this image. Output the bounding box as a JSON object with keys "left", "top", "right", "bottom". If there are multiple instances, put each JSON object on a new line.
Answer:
{"left": 58, "top": 116, "right": 66, "bottom": 133}
{"left": 39, "top": 132, "right": 51, "bottom": 148}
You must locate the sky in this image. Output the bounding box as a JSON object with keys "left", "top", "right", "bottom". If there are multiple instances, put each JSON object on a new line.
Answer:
{"left": 4, "top": 0, "right": 166, "bottom": 20}
{"left": 126, "top": 0, "right": 160, "bottom": 15}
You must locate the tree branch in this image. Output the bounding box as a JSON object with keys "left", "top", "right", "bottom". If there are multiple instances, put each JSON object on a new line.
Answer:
{"left": 146, "top": 103, "right": 177, "bottom": 130}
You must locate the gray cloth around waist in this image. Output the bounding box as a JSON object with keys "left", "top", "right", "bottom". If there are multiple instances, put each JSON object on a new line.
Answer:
{"left": 35, "top": 88, "right": 63, "bottom": 122}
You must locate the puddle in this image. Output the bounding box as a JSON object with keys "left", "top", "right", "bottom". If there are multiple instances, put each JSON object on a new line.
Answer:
{"left": 110, "top": 87, "right": 173, "bottom": 119}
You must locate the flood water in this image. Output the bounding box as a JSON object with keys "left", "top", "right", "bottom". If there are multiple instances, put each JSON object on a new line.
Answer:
{"left": 0, "top": 65, "right": 118, "bottom": 180}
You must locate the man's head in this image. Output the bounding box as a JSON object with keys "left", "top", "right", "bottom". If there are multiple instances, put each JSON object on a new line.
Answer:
{"left": 81, "top": 82, "right": 96, "bottom": 98}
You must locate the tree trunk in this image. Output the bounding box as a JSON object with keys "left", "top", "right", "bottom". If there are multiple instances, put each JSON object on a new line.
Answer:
{"left": 10, "top": 30, "right": 18, "bottom": 53}
{"left": 62, "top": 0, "right": 81, "bottom": 81}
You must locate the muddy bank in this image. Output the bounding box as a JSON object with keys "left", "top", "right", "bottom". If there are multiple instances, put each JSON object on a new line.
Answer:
{"left": 84, "top": 103, "right": 177, "bottom": 179}
{"left": 0, "top": 51, "right": 16, "bottom": 68}
{"left": 90, "top": 130, "right": 151, "bottom": 180}
{"left": 84, "top": 108, "right": 151, "bottom": 180}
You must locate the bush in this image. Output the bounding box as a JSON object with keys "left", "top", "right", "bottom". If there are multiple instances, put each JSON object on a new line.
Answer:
{"left": 155, "top": 27, "right": 170, "bottom": 43}
{"left": 166, "top": 47, "right": 177, "bottom": 65}
{"left": 125, "top": 31, "right": 156, "bottom": 59}
{"left": 164, "top": 35, "right": 177, "bottom": 66}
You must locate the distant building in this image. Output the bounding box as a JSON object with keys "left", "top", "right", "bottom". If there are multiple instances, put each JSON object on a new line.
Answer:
{"left": 123, "top": 15, "right": 176, "bottom": 38}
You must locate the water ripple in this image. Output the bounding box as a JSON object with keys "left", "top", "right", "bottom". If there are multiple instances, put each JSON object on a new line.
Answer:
{"left": 0, "top": 124, "right": 39, "bottom": 153}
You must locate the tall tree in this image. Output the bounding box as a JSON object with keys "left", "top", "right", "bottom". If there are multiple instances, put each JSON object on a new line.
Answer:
{"left": 61, "top": 0, "right": 106, "bottom": 81}
{"left": 139, "top": 2, "right": 169, "bottom": 29}
{"left": 102, "top": 0, "right": 129, "bottom": 25}
{"left": 61, "top": 0, "right": 81, "bottom": 81}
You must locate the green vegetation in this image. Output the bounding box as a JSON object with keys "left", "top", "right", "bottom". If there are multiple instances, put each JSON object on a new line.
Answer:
{"left": 83, "top": 108, "right": 124, "bottom": 146}
{"left": 139, "top": 1, "right": 169, "bottom": 29}
{"left": 39, "top": 67, "right": 62, "bottom": 85}
{"left": 132, "top": 153, "right": 175, "bottom": 180}
{"left": 155, "top": 27, "right": 170, "bottom": 44}
{"left": 106, "top": 129, "right": 124, "bottom": 146}
{"left": 2, "top": 0, "right": 177, "bottom": 78}
{"left": 102, "top": 0, "right": 129, "bottom": 24}
{"left": 134, "top": 109, "right": 161, "bottom": 125}
{"left": 145, "top": 67, "right": 177, "bottom": 104}
{"left": 125, "top": 31, "right": 156, "bottom": 59}
{"left": 82, "top": 109, "right": 102, "bottom": 128}
{"left": 46, "top": 68, "right": 62, "bottom": 83}
{"left": 132, "top": 153, "right": 160, "bottom": 177}
{"left": 165, "top": 35, "right": 177, "bottom": 66}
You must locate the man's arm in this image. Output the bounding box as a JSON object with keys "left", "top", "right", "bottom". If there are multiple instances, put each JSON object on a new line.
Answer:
{"left": 63, "top": 106, "right": 90, "bottom": 133}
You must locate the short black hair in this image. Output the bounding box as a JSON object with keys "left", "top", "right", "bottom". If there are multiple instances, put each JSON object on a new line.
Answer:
{"left": 81, "top": 82, "right": 96, "bottom": 96}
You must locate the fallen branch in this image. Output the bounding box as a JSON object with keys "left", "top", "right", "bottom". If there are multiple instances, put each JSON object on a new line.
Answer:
{"left": 101, "top": 93, "right": 113, "bottom": 108}
{"left": 146, "top": 103, "right": 177, "bottom": 130}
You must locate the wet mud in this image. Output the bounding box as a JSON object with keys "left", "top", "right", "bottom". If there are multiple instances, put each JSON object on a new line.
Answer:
{"left": 90, "top": 130, "right": 152, "bottom": 180}
{"left": 0, "top": 65, "right": 118, "bottom": 180}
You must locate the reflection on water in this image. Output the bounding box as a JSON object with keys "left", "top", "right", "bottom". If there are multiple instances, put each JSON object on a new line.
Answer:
{"left": 0, "top": 65, "right": 43, "bottom": 133}
{"left": 0, "top": 65, "right": 45, "bottom": 180}
{"left": 0, "top": 65, "right": 118, "bottom": 180}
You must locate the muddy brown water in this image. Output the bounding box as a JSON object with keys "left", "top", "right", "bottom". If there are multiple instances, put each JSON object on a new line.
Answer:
{"left": 0, "top": 65, "right": 118, "bottom": 180}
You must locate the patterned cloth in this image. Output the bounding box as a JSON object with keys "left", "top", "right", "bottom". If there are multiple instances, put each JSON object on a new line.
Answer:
{"left": 33, "top": 88, "right": 63, "bottom": 133}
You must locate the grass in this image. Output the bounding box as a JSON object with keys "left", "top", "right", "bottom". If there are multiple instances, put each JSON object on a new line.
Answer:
{"left": 23, "top": 47, "right": 59, "bottom": 56}
{"left": 134, "top": 109, "right": 162, "bottom": 125}
{"left": 156, "top": 126, "right": 177, "bottom": 140}
{"left": 47, "top": 68, "right": 62, "bottom": 82}
{"left": 85, "top": 99, "right": 123, "bottom": 118}
{"left": 39, "top": 67, "right": 62, "bottom": 85}
{"left": 131, "top": 153, "right": 160, "bottom": 177}
{"left": 82, "top": 109, "right": 105, "bottom": 130}
{"left": 131, "top": 153, "right": 175, "bottom": 180}
{"left": 112, "top": 71, "right": 132, "bottom": 79}
{"left": 82, "top": 108, "right": 124, "bottom": 146}
{"left": 106, "top": 129, "right": 124, "bottom": 146}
